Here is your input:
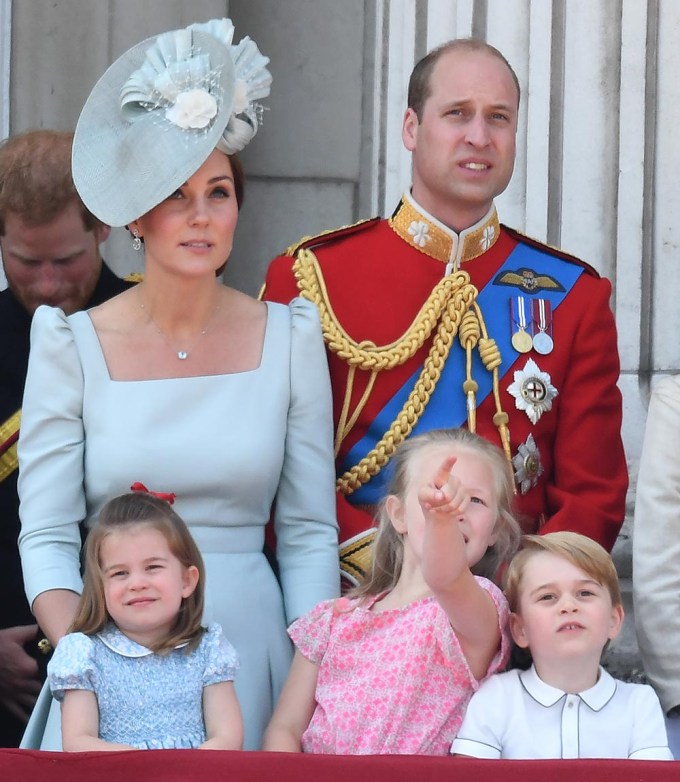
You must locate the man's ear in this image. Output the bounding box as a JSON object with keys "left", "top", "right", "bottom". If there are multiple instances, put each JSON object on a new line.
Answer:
{"left": 385, "top": 495, "right": 406, "bottom": 535}
{"left": 509, "top": 612, "right": 529, "bottom": 648}
{"left": 94, "top": 223, "right": 112, "bottom": 244}
{"left": 402, "top": 107, "right": 419, "bottom": 152}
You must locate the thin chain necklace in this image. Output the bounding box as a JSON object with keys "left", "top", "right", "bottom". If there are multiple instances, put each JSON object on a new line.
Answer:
{"left": 139, "top": 289, "right": 221, "bottom": 360}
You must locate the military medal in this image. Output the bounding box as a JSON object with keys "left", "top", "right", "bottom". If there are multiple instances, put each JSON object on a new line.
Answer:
{"left": 532, "top": 298, "right": 554, "bottom": 355}
{"left": 512, "top": 434, "right": 544, "bottom": 494}
{"left": 507, "top": 358, "right": 559, "bottom": 424}
{"left": 510, "top": 296, "right": 533, "bottom": 353}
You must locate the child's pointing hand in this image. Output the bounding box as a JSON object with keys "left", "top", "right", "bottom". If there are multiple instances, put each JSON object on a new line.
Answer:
{"left": 418, "top": 455, "right": 469, "bottom": 518}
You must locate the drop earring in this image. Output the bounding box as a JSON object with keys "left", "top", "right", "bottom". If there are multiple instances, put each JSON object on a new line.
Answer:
{"left": 131, "top": 228, "right": 142, "bottom": 252}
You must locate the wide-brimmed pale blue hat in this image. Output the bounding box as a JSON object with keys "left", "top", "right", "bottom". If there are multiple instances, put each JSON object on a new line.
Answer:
{"left": 72, "top": 18, "right": 271, "bottom": 227}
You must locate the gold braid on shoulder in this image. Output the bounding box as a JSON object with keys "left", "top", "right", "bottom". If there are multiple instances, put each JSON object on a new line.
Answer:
{"left": 293, "top": 249, "right": 512, "bottom": 494}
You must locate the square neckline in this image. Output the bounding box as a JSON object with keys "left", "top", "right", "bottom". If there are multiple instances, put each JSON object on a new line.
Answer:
{"left": 75, "top": 301, "right": 277, "bottom": 383}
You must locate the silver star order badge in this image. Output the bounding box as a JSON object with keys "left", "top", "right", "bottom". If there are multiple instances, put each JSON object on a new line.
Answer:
{"left": 513, "top": 434, "right": 544, "bottom": 495}
{"left": 507, "top": 357, "right": 558, "bottom": 425}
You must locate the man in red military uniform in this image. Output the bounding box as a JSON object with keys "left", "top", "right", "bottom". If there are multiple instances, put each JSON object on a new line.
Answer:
{"left": 263, "top": 39, "right": 627, "bottom": 585}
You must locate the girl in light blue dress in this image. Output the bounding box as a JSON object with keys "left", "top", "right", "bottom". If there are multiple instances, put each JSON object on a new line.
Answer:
{"left": 48, "top": 490, "right": 243, "bottom": 751}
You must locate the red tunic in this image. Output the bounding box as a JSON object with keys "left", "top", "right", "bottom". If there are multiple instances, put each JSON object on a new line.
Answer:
{"left": 264, "top": 196, "right": 627, "bottom": 582}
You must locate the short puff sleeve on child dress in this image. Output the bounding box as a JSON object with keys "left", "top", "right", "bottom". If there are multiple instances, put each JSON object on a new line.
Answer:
{"left": 289, "top": 576, "right": 510, "bottom": 755}
{"left": 48, "top": 622, "right": 238, "bottom": 749}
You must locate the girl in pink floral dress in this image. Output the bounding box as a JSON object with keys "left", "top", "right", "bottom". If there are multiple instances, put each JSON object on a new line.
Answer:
{"left": 263, "top": 428, "right": 520, "bottom": 755}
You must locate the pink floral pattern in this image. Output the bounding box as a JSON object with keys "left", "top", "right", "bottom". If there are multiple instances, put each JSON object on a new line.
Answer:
{"left": 289, "top": 577, "right": 509, "bottom": 755}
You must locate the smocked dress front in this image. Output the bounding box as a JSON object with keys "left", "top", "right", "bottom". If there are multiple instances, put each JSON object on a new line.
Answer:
{"left": 48, "top": 623, "right": 238, "bottom": 749}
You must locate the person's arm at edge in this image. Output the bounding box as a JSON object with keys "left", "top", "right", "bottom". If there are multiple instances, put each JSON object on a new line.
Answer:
{"left": 540, "top": 277, "right": 627, "bottom": 550}
{"left": 633, "top": 377, "right": 680, "bottom": 714}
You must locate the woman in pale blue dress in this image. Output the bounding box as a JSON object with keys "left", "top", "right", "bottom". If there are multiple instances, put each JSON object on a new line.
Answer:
{"left": 17, "top": 18, "right": 339, "bottom": 751}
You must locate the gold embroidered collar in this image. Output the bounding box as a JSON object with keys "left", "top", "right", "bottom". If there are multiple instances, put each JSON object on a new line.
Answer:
{"left": 388, "top": 192, "right": 500, "bottom": 269}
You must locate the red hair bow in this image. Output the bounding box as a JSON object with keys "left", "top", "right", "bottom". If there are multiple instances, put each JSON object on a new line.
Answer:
{"left": 130, "top": 481, "right": 176, "bottom": 505}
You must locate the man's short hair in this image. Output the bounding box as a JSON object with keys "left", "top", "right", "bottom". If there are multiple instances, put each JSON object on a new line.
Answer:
{"left": 0, "top": 129, "right": 104, "bottom": 235}
{"left": 407, "top": 38, "right": 521, "bottom": 121}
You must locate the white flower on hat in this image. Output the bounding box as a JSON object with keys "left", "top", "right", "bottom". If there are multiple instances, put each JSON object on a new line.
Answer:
{"left": 232, "top": 80, "right": 250, "bottom": 115}
{"left": 165, "top": 88, "right": 218, "bottom": 129}
{"left": 119, "top": 19, "right": 271, "bottom": 155}
{"left": 188, "top": 20, "right": 272, "bottom": 153}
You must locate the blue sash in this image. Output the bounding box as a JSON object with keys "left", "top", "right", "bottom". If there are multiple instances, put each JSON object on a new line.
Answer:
{"left": 341, "top": 242, "right": 585, "bottom": 504}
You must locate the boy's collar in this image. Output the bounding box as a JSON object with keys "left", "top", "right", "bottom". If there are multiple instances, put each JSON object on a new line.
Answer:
{"left": 520, "top": 664, "right": 616, "bottom": 711}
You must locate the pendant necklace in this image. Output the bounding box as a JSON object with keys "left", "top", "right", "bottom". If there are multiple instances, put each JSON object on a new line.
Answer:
{"left": 139, "top": 290, "right": 220, "bottom": 360}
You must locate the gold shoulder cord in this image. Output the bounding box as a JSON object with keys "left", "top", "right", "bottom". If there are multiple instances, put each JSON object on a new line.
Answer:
{"left": 0, "top": 409, "right": 21, "bottom": 483}
{"left": 293, "top": 249, "right": 512, "bottom": 495}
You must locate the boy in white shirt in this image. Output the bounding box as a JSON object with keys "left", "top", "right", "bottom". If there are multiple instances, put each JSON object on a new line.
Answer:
{"left": 452, "top": 531, "right": 672, "bottom": 760}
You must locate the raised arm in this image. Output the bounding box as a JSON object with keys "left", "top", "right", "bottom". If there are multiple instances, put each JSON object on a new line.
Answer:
{"left": 419, "top": 456, "right": 501, "bottom": 680}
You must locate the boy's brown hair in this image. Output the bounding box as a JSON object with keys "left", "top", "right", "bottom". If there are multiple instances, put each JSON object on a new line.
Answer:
{"left": 505, "top": 531, "right": 622, "bottom": 614}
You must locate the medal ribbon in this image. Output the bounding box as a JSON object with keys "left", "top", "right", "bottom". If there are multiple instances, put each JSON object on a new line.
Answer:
{"left": 534, "top": 298, "right": 551, "bottom": 334}
{"left": 341, "top": 242, "right": 585, "bottom": 505}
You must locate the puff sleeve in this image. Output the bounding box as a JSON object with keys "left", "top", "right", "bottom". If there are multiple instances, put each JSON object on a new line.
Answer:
{"left": 48, "top": 632, "right": 97, "bottom": 701}
{"left": 202, "top": 622, "right": 240, "bottom": 686}
{"left": 18, "top": 306, "right": 87, "bottom": 607}
{"left": 288, "top": 598, "right": 337, "bottom": 663}
{"left": 273, "top": 298, "right": 340, "bottom": 623}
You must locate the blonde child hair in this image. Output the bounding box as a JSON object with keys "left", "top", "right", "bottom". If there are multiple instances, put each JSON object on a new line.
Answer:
{"left": 504, "top": 530, "right": 622, "bottom": 614}
{"left": 69, "top": 491, "right": 206, "bottom": 654}
{"left": 351, "top": 428, "right": 521, "bottom": 601}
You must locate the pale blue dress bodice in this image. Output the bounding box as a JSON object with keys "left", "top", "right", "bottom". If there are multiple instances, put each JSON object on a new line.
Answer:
{"left": 18, "top": 298, "right": 340, "bottom": 750}
{"left": 48, "top": 623, "right": 237, "bottom": 749}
